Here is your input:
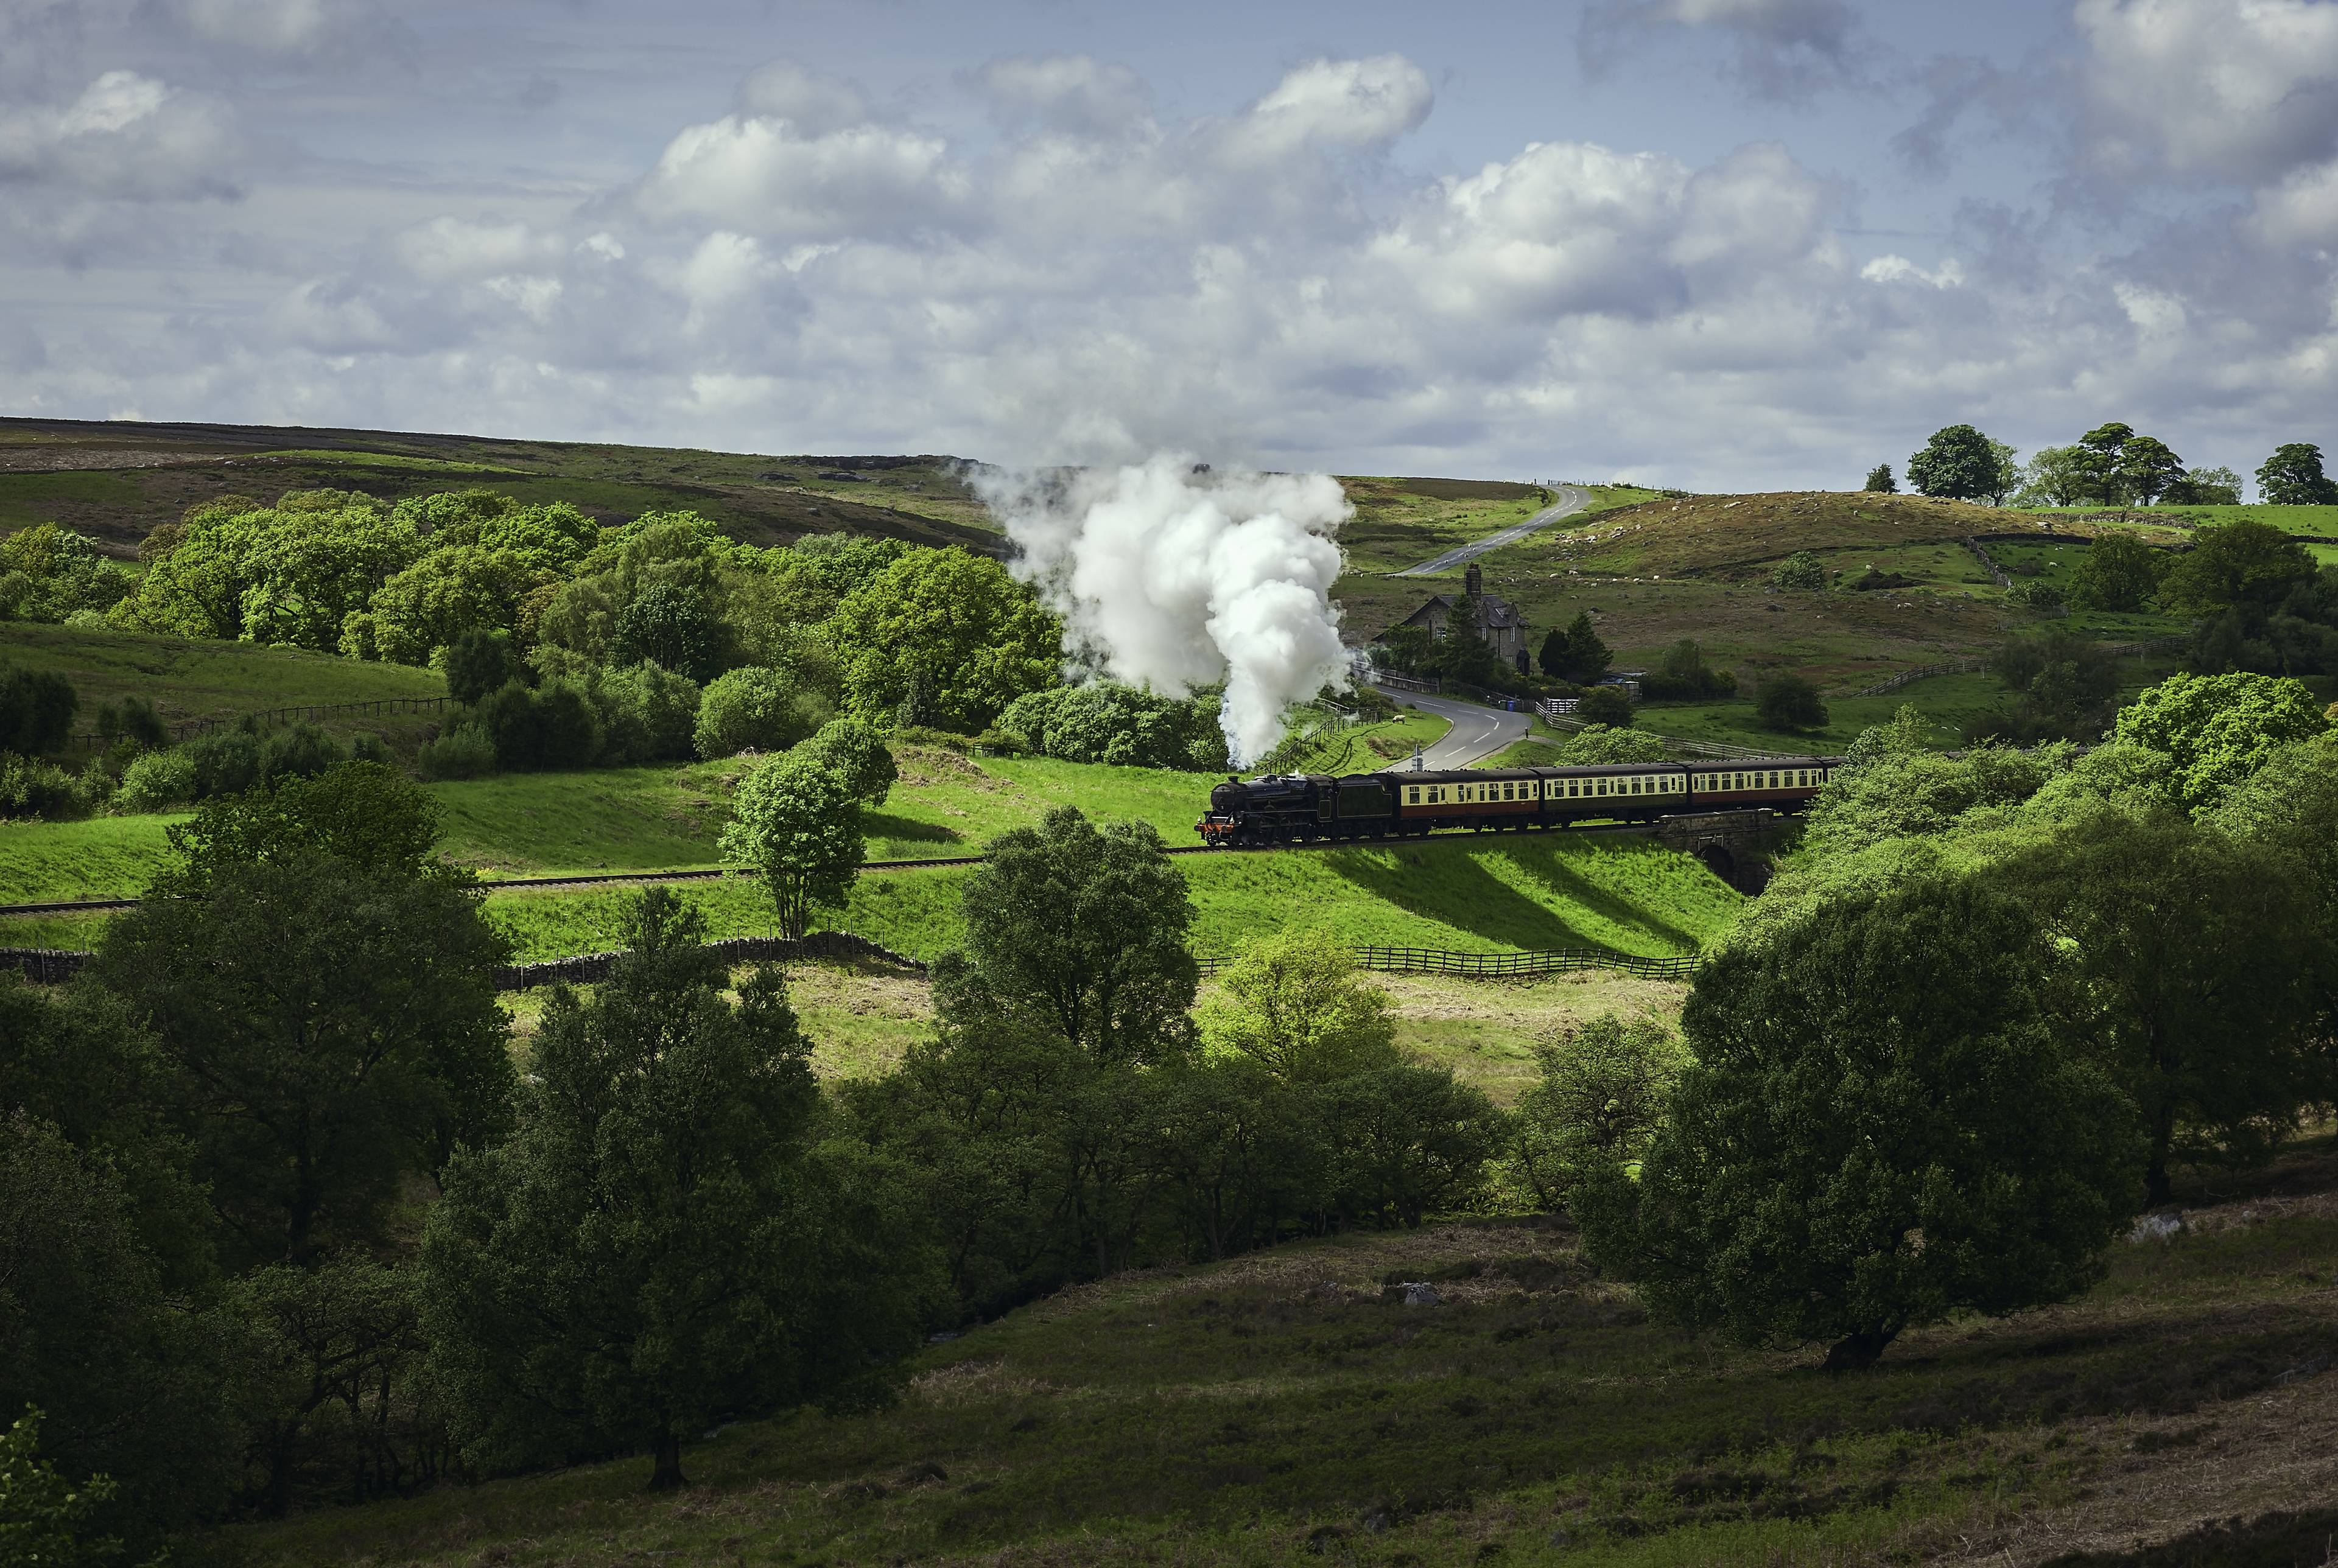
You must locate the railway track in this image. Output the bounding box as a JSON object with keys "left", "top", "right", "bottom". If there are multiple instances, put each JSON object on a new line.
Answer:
{"left": 0, "top": 820, "right": 1667, "bottom": 919}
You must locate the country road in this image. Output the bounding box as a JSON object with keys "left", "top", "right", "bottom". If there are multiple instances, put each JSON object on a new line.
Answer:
{"left": 1374, "top": 687, "right": 1528, "bottom": 771}
{"left": 1391, "top": 483, "right": 1592, "bottom": 577}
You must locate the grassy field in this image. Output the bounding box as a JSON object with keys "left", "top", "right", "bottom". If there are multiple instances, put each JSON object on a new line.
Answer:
{"left": 1279, "top": 709, "right": 1453, "bottom": 774}
{"left": 225, "top": 1140, "right": 2338, "bottom": 1567}
{"left": 2017, "top": 502, "right": 2338, "bottom": 537}
{"left": 468, "top": 830, "right": 1738, "bottom": 966}
{"left": 0, "top": 621, "right": 448, "bottom": 737}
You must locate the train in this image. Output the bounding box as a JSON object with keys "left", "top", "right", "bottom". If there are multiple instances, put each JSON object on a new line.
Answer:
{"left": 1195, "top": 757, "right": 1846, "bottom": 847}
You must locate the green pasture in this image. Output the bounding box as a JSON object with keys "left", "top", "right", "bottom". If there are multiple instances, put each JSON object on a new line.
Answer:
{"left": 0, "top": 621, "right": 447, "bottom": 733}
{"left": 0, "top": 469, "right": 147, "bottom": 532}
{"left": 476, "top": 830, "right": 1737, "bottom": 965}
{"left": 2017, "top": 502, "right": 2338, "bottom": 537}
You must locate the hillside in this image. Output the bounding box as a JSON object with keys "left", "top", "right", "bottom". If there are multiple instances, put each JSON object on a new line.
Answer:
{"left": 0, "top": 416, "right": 1000, "bottom": 555}
{"left": 1340, "top": 491, "right": 2208, "bottom": 697}
{"left": 225, "top": 1142, "right": 2338, "bottom": 1568}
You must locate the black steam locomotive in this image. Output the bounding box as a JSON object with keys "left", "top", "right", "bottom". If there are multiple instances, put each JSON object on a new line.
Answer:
{"left": 1196, "top": 758, "right": 1844, "bottom": 847}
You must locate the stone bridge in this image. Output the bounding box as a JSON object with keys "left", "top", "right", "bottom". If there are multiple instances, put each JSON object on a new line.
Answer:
{"left": 1650, "top": 808, "right": 1794, "bottom": 894}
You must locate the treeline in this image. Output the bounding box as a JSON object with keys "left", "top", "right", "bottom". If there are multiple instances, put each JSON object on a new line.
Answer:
{"left": 1879, "top": 422, "right": 2338, "bottom": 508}
{"left": 0, "top": 486, "right": 1243, "bottom": 822}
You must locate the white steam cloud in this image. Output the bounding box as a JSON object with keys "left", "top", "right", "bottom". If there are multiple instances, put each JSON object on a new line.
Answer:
{"left": 978, "top": 455, "right": 1353, "bottom": 766}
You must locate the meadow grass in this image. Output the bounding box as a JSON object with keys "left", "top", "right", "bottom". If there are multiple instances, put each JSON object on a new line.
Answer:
{"left": 2018, "top": 502, "right": 2338, "bottom": 537}
{"left": 0, "top": 621, "right": 447, "bottom": 730}
{"left": 473, "top": 831, "right": 1739, "bottom": 965}
{"left": 220, "top": 1146, "right": 2338, "bottom": 1568}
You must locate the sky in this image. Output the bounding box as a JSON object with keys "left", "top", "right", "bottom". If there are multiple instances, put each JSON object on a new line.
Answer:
{"left": 4, "top": 0, "right": 2337, "bottom": 491}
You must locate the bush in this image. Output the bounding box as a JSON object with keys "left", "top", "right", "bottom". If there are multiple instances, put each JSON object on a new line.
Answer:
{"left": 474, "top": 679, "right": 604, "bottom": 771}
{"left": 608, "top": 581, "right": 721, "bottom": 682}
{"left": 1637, "top": 640, "right": 1737, "bottom": 701}
{"left": 93, "top": 697, "right": 168, "bottom": 751}
{"left": 440, "top": 627, "right": 532, "bottom": 705}
{"left": 1754, "top": 673, "right": 1828, "bottom": 732}
{"left": 797, "top": 715, "right": 897, "bottom": 805}
{"left": 695, "top": 667, "right": 826, "bottom": 760}
{"left": 1551, "top": 723, "right": 1671, "bottom": 764}
{"left": 0, "top": 752, "right": 86, "bottom": 820}
{"left": 589, "top": 662, "right": 701, "bottom": 764}
{"left": 1502, "top": 1013, "right": 1686, "bottom": 1212}
{"left": 1574, "top": 685, "right": 1636, "bottom": 728}
{"left": 995, "top": 683, "right": 1227, "bottom": 770}
{"left": 0, "top": 667, "right": 78, "bottom": 756}
{"left": 257, "top": 722, "right": 348, "bottom": 785}
{"left": 1769, "top": 551, "right": 1828, "bottom": 591}
{"left": 351, "top": 732, "right": 395, "bottom": 766}
{"left": 417, "top": 723, "right": 498, "bottom": 782}
{"left": 113, "top": 747, "right": 200, "bottom": 811}
{"left": 180, "top": 729, "right": 263, "bottom": 799}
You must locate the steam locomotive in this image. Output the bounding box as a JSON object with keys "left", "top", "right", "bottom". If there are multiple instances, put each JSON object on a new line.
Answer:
{"left": 1195, "top": 758, "right": 1845, "bottom": 847}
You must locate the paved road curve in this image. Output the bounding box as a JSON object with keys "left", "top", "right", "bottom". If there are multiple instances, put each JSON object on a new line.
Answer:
{"left": 1375, "top": 686, "right": 1529, "bottom": 771}
{"left": 1391, "top": 483, "right": 1592, "bottom": 577}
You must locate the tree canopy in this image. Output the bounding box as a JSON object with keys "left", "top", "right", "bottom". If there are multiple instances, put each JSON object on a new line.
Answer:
{"left": 1906, "top": 424, "right": 1999, "bottom": 500}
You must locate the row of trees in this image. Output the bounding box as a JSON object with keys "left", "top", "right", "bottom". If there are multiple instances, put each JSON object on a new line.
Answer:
{"left": 1881, "top": 424, "right": 2338, "bottom": 508}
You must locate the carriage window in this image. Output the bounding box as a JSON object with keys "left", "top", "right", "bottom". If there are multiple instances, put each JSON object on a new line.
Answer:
{"left": 1405, "top": 786, "right": 1420, "bottom": 805}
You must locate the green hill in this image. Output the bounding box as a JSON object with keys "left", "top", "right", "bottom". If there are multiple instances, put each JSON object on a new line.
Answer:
{"left": 221, "top": 1141, "right": 2338, "bottom": 1568}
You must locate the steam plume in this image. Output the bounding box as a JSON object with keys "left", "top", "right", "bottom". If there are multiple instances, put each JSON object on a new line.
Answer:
{"left": 977, "top": 455, "right": 1353, "bottom": 766}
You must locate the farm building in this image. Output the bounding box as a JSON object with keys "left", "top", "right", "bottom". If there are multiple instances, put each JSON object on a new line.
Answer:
{"left": 1379, "top": 562, "right": 1532, "bottom": 672}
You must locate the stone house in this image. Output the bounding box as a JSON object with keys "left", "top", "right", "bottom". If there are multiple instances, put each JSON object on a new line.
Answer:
{"left": 1379, "top": 562, "right": 1531, "bottom": 671}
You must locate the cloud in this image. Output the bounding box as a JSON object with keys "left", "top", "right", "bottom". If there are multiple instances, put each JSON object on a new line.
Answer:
{"left": 0, "top": 71, "right": 243, "bottom": 200}
{"left": 631, "top": 112, "right": 967, "bottom": 240}
{"left": 2076, "top": 0, "right": 2338, "bottom": 181}
{"left": 735, "top": 61, "right": 871, "bottom": 135}
{"left": 972, "top": 55, "right": 1151, "bottom": 138}
{"left": 1579, "top": 0, "right": 1869, "bottom": 99}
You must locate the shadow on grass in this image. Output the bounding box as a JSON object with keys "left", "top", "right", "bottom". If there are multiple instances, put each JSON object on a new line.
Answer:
{"left": 1317, "top": 836, "right": 1713, "bottom": 954}
{"left": 863, "top": 811, "right": 964, "bottom": 845}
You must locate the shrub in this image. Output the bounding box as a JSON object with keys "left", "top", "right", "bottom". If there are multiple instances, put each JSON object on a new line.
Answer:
{"left": 257, "top": 722, "right": 348, "bottom": 785}
{"left": 1574, "top": 685, "right": 1636, "bottom": 729}
{"left": 474, "top": 679, "right": 604, "bottom": 771}
{"left": 591, "top": 662, "right": 700, "bottom": 764}
{"left": 995, "top": 683, "right": 1226, "bottom": 770}
{"left": 1755, "top": 673, "right": 1828, "bottom": 732}
{"left": 417, "top": 724, "right": 497, "bottom": 782}
{"left": 1551, "top": 723, "right": 1671, "bottom": 764}
{"left": 1769, "top": 551, "right": 1828, "bottom": 591}
{"left": 94, "top": 697, "right": 168, "bottom": 751}
{"left": 0, "top": 667, "right": 78, "bottom": 755}
{"left": 114, "top": 747, "right": 200, "bottom": 811}
{"left": 1502, "top": 1013, "right": 1687, "bottom": 1212}
{"left": 350, "top": 733, "right": 395, "bottom": 766}
{"left": 441, "top": 627, "right": 532, "bottom": 705}
{"left": 180, "top": 729, "right": 263, "bottom": 800}
{"left": 0, "top": 753, "right": 86, "bottom": 820}
{"left": 695, "top": 667, "right": 825, "bottom": 760}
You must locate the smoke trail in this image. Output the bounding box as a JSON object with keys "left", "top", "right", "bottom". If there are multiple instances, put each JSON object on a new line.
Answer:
{"left": 976, "top": 454, "right": 1353, "bottom": 766}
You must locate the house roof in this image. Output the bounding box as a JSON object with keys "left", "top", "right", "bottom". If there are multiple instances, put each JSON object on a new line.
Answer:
{"left": 1385, "top": 592, "right": 1525, "bottom": 636}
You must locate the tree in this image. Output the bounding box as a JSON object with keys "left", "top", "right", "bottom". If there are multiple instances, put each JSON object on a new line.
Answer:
{"left": 2113, "top": 671, "right": 2333, "bottom": 813}
{"left": 93, "top": 770, "right": 511, "bottom": 1265}
{"left": 2165, "top": 465, "right": 2243, "bottom": 505}
{"left": 1862, "top": 463, "right": 1896, "bottom": 494}
{"left": 1580, "top": 872, "right": 2140, "bottom": 1370}
{"left": 608, "top": 581, "right": 721, "bottom": 683}
{"left": 1427, "top": 600, "right": 1503, "bottom": 687}
{"left": 719, "top": 748, "right": 865, "bottom": 940}
{"left": 440, "top": 627, "right": 532, "bottom": 706}
{"left": 1754, "top": 671, "right": 1828, "bottom": 732}
{"left": 1995, "top": 806, "right": 2325, "bottom": 1205}
{"left": 2067, "top": 534, "right": 2169, "bottom": 612}
{"left": 1550, "top": 723, "right": 1671, "bottom": 764}
{"left": 1502, "top": 1013, "right": 1684, "bottom": 1213}
{"left": 826, "top": 547, "right": 1060, "bottom": 730}
{"left": 422, "top": 890, "right": 931, "bottom": 1491}
{"left": 2156, "top": 520, "right": 2317, "bottom": 613}
{"left": 2256, "top": 442, "right": 2338, "bottom": 505}
{"left": 1573, "top": 684, "right": 1635, "bottom": 729}
{"left": 0, "top": 668, "right": 75, "bottom": 756}
{"left": 797, "top": 715, "right": 897, "bottom": 805}
{"left": 1985, "top": 439, "right": 2021, "bottom": 505}
{"left": 0, "top": 1407, "right": 127, "bottom": 1568}
{"left": 694, "top": 667, "right": 826, "bottom": 760}
{"left": 950, "top": 805, "right": 1197, "bottom": 1065}
{"left": 1769, "top": 551, "right": 1827, "bottom": 590}
{"left": 0, "top": 1116, "right": 244, "bottom": 1541}
{"left": 2015, "top": 446, "right": 2096, "bottom": 507}
{"left": 343, "top": 546, "right": 549, "bottom": 667}
{"left": 1547, "top": 610, "right": 1612, "bottom": 683}
{"left": 1378, "top": 624, "right": 1434, "bottom": 676}
{"left": 471, "top": 679, "right": 603, "bottom": 771}
{"left": 2115, "top": 435, "right": 2185, "bottom": 506}
{"left": 1201, "top": 929, "right": 1400, "bottom": 1083}
{"left": 1973, "top": 629, "right": 2120, "bottom": 744}
{"left": 1906, "top": 424, "right": 1999, "bottom": 500}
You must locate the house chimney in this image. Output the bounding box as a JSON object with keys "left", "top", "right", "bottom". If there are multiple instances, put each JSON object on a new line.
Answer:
{"left": 1464, "top": 562, "right": 1483, "bottom": 597}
